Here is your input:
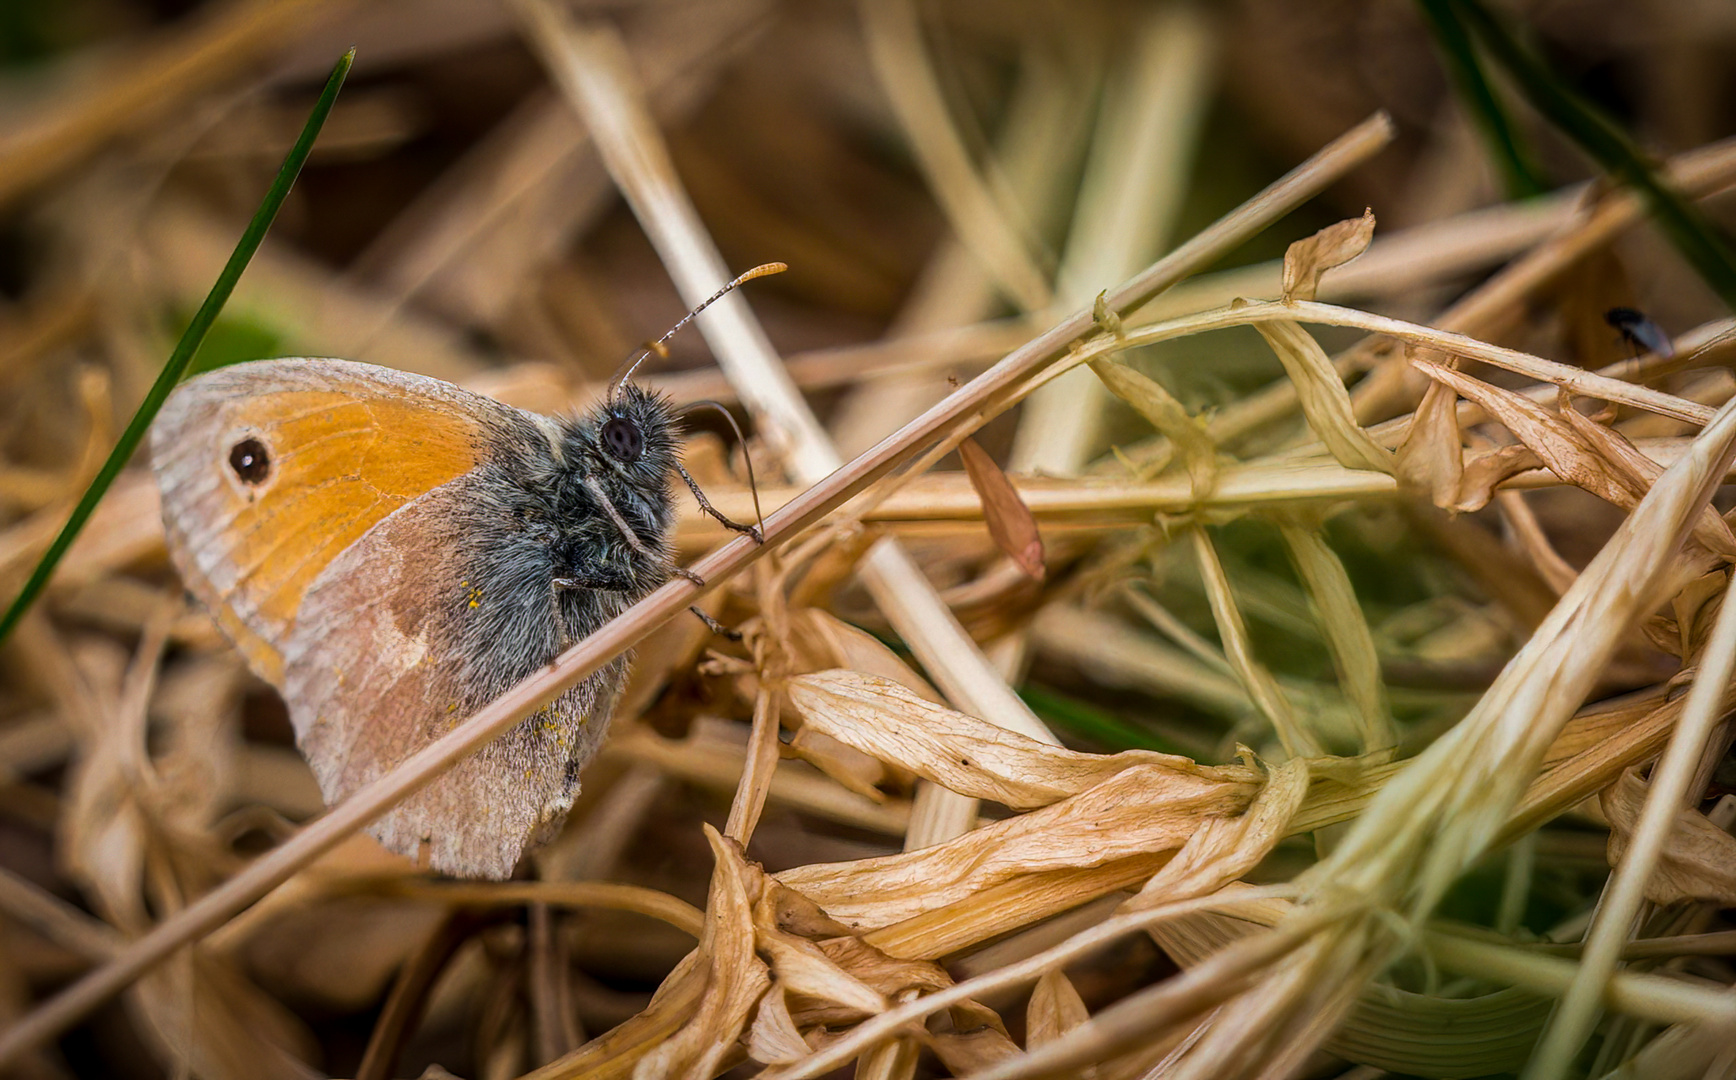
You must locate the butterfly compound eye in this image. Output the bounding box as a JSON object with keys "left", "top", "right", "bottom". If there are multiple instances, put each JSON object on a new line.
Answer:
{"left": 601, "top": 416, "right": 644, "bottom": 462}
{"left": 228, "top": 438, "right": 271, "bottom": 485}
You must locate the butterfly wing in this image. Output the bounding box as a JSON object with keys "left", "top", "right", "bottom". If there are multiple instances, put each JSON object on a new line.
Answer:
{"left": 154, "top": 358, "right": 627, "bottom": 879}
{"left": 151, "top": 358, "right": 518, "bottom": 686}
{"left": 279, "top": 474, "right": 626, "bottom": 879}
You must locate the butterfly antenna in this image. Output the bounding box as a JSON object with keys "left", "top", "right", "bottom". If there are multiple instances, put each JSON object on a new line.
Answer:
{"left": 680, "top": 400, "right": 765, "bottom": 541}
{"left": 609, "top": 262, "right": 788, "bottom": 402}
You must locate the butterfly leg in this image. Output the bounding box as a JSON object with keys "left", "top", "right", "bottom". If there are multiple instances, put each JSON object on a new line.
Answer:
{"left": 676, "top": 462, "right": 763, "bottom": 543}
{"left": 688, "top": 605, "right": 741, "bottom": 640}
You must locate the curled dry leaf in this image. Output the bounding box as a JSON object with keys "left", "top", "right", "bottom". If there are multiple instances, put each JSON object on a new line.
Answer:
{"left": 1282, "top": 208, "right": 1375, "bottom": 303}
{"left": 1456, "top": 444, "right": 1544, "bottom": 513}
{"left": 788, "top": 669, "right": 1256, "bottom": 809}
{"left": 1254, "top": 320, "right": 1393, "bottom": 474}
{"left": 1087, "top": 358, "right": 1219, "bottom": 498}
{"left": 547, "top": 826, "right": 769, "bottom": 1080}
{"left": 957, "top": 435, "right": 1046, "bottom": 579}
{"left": 1414, "top": 358, "right": 1736, "bottom": 562}
{"left": 1394, "top": 348, "right": 1465, "bottom": 508}
{"left": 773, "top": 760, "right": 1257, "bottom": 931}
{"left": 754, "top": 877, "right": 949, "bottom": 1035}
{"left": 1666, "top": 570, "right": 1728, "bottom": 661}
{"left": 784, "top": 727, "right": 891, "bottom": 802}
{"left": 661, "top": 829, "right": 773, "bottom": 1079}
{"left": 752, "top": 920, "right": 888, "bottom": 1018}
{"left": 1128, "top": 756, "right": 1312, "bottom": 908}
{"left": 1601, "top": 769, "right": 1736, "bottom": 905}
{"left": 812, "top": 935, "right": 953, "bottom": 1002}
{"left": 738, "top": 607, "right": 931, "bottom": 799}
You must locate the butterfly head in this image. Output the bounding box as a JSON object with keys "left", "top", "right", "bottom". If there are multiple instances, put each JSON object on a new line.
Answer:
{"left": 580, "top": 381, "right": 680, "bottom": 490}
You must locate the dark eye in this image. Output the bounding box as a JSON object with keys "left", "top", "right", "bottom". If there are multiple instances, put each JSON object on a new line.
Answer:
{"left": 228, "top": 438, "right": 271, "bottom": 484}
{"left": 601, "top": 416, "right": 644, "bottom": 462}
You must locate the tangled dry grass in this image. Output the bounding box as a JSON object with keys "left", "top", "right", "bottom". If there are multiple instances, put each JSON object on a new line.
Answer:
{"left": 1, "top": 1, "right": 1735, "bottom": 1078}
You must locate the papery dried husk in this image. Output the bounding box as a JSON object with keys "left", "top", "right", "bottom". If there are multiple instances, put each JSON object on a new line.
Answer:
{"left": 1395, "top": 349, "right": 1466, "bottom": 508}
{"left": 1127, "top": 756, "right": 1311, "bottom": 909}
{"left": 958, "top": 435, "right": 1046, "bottom": 579}
{"left": 752, "top": 909, "right": 887, "bottom": 1017}
{"left": 1454, "top": 443, "right": 1542, "bottom": 512}
{"left": 747, "top": 988, "right": 814, "bottom": 1065}
{"left": 628, "top": 828, "right": 770, "bottom": 1080}
{"left": 525, "top": 829, "right": 767, "bottom": 1080}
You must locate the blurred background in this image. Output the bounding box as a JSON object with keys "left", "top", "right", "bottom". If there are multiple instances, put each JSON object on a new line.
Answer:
{"left": 2, "top": 1, "right": 1736, "bottom": 1078}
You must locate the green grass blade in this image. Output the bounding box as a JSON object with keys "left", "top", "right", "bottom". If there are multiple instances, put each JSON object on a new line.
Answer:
{"left": 0, "top": 47, "right": 355, "bottom": 646}
{"left": 1019, "top": 683, "right": 1197, "bottom": 755}
{"left": 1450, "top": 0, "right": 1736, "bottom": 311}
{"left": 1414, "top": 0, "right": 1547, "bottom": 199}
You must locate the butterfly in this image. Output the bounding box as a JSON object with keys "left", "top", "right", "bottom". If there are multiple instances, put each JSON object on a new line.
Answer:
{"left": 152, "top": 353, "right": 755, "bottom": 879}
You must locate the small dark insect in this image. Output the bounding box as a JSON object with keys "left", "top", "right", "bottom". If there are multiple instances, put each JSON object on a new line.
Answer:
{"left": 1605, "top": 307, "right": 1675, "bottom": 359}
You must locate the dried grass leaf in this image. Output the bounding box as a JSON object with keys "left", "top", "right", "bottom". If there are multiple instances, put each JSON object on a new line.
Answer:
{"left": 1182, "top": 398, "right": 1736, "bottom": 1075}
{"left": 774, "top": 763, "right": 1256, "bottom": 931}
{"left": 752, "top": 913, "right": 888, "bottom": 1017}
{"left": 1128, "top": 756, "right": 1312, "bottom": 908}
{"left": 747, "top": 988, "right": 816, "bottom": 1065}
{"left": 786, "top": 609, "right": 944, "bottom": 705}
{"left": 784, "top": 727, "right": 891, "bottom": 803}
{"left": 526, "top": 951, "right": 708, "bottom": 1079}
{"left": 957, "top": 435, "right": 1046, "bottom": 579}
{"left": 788, "top": 670, "right": 1254, "bottom": 809}
{"left": 1561, "top": 404, "right": 1736, "bottom": 558}
{"left": 1254, "top": 320, "right": 1393, "bottom": 474}
{"left": 814, "top": 937, "right": 953, "bottom": 1001}
{"left": 1282, "top": 209, "right": 1375, "bottom": 303}
{"left": 628, "top": 827, "right": 770, "bottom": 1080}
{"left": 1088, "top": 358, "right": 1219, "bottom": 497}
{"left": 1189, "top": 529, "right": 1323, "bottom": 758}
{"left": 1456, "top": 444, "right": 1544, "bottom": 513}
{"left": 930, "top": 999, "right": 1022, "bottom": 1073}
{"left": 1278, "top": 524, "right": 1395, "bottom": 752}
{"left": 1601, "top": 770, "right": 1736, "bottom": 905}
{"left": 1415, "top": 358, "right": 1736, "bottom": 559}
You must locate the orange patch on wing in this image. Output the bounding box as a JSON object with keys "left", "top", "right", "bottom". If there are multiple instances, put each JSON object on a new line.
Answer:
{"left": 154, "top": 361, "right": 505, "bottom": 687}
